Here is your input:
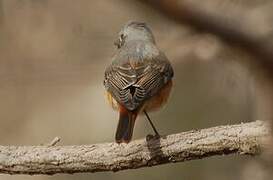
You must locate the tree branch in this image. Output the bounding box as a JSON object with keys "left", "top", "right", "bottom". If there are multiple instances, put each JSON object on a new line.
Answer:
{"left": 0, "top": 121, "right": 269, "bottom": 175}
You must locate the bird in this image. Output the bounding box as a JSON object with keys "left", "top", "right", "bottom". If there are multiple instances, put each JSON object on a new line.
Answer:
{"left": 103, "top": 21, "right": 174, "bottom": 143}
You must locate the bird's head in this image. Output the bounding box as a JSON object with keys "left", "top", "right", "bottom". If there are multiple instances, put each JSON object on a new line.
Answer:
{"left": 114, "top": 21, "right": 156, "bottom": 48}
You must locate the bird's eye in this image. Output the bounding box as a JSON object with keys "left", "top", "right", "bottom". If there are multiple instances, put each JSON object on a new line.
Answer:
{"left": 120, "top": 34, "right": 125, "bottom": 39}
{"left": 114, "top": 33, "right": 126, "bottom": 49}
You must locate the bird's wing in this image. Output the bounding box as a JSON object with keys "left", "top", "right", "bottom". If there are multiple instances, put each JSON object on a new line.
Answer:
{"left": 104, "top": 62, "right": 138, "bottom": 110}
{"left": 104, "top": 53, "right": 173, "bottom": 111}
{"left": 133, "top": 54, "right": 173, "bottom": 106}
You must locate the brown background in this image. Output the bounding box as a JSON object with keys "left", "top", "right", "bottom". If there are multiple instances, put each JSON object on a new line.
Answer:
{"left": 0, "top": 0, "right": 258, "bottom": 179}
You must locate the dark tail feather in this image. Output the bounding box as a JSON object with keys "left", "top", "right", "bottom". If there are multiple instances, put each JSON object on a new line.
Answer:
{"left": 115, "top": 108, "right": 137, "bottom": 143}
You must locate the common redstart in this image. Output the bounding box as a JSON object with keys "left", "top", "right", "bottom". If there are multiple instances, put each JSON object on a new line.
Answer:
{"left": 104, "top": 21, "right": 173, "bottom": 143}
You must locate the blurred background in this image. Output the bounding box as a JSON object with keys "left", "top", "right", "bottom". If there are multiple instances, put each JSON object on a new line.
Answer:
{"left": 0, "top": 0, "right": 264, "bottom": 179}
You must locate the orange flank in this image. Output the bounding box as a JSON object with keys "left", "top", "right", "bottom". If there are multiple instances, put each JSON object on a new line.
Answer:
{"left": 106, "top": 80, "right": 172, "bottom": 113}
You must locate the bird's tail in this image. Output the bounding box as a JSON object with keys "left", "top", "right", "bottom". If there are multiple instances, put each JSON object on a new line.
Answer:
{"left": 115, "top": 106, "right": 137, "bottom": 143}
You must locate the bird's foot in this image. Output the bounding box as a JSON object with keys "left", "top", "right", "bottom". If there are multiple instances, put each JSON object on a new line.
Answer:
{"left": 146, "top": 133, "right": 161, "bottom": 141}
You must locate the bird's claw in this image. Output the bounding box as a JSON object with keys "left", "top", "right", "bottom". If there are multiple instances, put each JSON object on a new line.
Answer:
{"left": 146, "top": 133, "right": 161, "bottom": 141}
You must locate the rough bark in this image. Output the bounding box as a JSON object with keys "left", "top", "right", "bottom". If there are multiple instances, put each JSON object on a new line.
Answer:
{"left": 0, "top": 121, "right": 269, "bottom": 175}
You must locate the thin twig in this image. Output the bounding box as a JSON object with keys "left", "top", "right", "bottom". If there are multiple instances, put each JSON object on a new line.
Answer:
{"left": 47, "top": 137, "right": 61, "bottom": 147}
